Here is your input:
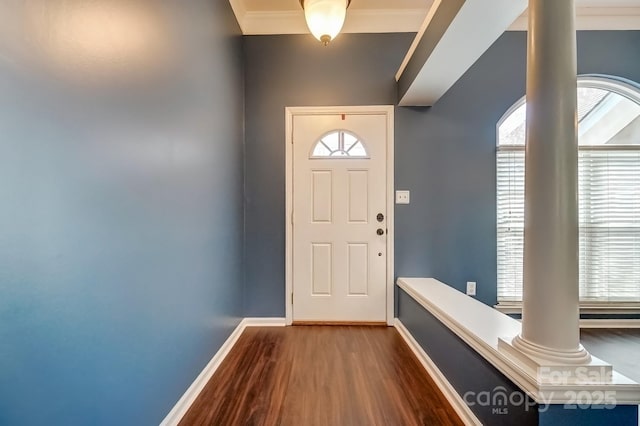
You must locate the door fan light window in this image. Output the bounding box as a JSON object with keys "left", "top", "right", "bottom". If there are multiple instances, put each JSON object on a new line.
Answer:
{"left": 497, "top": 76, "right": 640, "bottom": 304}
{"left": 311, "top": 130, "right": 369, "bottom": 158}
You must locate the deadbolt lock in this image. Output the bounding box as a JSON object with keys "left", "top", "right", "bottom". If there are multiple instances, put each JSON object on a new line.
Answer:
{"left": 377, "top": 213, "right": 384, "bottom": 223}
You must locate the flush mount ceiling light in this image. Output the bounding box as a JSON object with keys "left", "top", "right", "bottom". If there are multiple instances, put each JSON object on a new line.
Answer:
{"left": 300, "top": 0, "right": 351, "bottom": 46}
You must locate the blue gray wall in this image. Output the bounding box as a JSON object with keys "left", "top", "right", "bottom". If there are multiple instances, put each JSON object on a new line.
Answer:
{"left": 0, "top": 1, "right": 244, "bottom": 425}
{"left": 244, "top": 31, "right": 640, "bottom": 314}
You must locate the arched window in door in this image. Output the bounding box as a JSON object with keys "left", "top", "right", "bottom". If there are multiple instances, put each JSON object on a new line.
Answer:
{"left": 310, "top": 130, "right": 369, "bottom": 158}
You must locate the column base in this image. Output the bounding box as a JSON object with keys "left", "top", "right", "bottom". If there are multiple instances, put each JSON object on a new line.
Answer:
{"left": 498, "top": 334, "right": 612, "bottom": 385}
{"left": 512, "top": 334, "right": 592, "bottom": 364}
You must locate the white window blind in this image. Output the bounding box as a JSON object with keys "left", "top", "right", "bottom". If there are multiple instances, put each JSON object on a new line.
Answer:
{"left": 578, "top": 149, "right": 640, "bottom": 302}
{"left": 496, "top": 149, "right": 525, "bottom": 302}
{"left": 496, "top": 78, "right": 640, "bottom": 304}
{"left": 497, "top": 149, "right": 640, "bottom": 303}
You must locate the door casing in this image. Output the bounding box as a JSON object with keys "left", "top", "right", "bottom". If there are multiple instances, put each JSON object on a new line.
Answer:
{"left": 285, "top": 105, "right": 395, "bottom": 325}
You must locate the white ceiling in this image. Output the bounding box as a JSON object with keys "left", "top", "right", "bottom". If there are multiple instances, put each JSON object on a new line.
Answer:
{"left": 511, "top": 1, "right": 640, "bottom": 30}
{"left": 243, "top": 0, "right": 640, "bottom": 12}
{"left": 230, "top": 0, "right": 432, "bottom": 35}
{"left": 242, "top": 0, "right": 432, "bottom": 12}
{"left": 577, "top": 0, "right": 640, "bottom": 5}
{"left": 231, "top": 0, "right": 640, "bottom": 34}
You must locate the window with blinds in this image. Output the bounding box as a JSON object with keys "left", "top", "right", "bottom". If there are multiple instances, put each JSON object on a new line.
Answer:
{"left": 497, "top": 77, "right": 640, "bottom": 304}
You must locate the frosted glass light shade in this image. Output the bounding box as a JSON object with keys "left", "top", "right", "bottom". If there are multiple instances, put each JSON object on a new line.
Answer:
{"left": 301, "top": 0, "right": 349, "bottom": 45}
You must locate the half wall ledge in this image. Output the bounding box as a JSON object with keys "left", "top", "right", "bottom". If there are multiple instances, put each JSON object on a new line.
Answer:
{"left": 396, "top": 277, "right": 640, "bottom": 425}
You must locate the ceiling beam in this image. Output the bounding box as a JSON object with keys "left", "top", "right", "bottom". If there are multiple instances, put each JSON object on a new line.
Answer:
{"left": 397, "top": 0, "right": 527, "bottom": 106}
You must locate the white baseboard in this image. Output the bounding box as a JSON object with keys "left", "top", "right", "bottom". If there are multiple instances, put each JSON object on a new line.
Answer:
{"left": 580, "top": 319, "right": 640, "bottom": 329}
{"left": 393, "top": 319, "right": 482, "bottom": 426}
{"left": 243, "top": 317, "right": 286, "bottom": 327}
{"left": 160, "top": 317, "right": 285, "bottom": 425}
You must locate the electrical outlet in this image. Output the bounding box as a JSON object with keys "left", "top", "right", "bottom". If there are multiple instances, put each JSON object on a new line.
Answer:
{"left": 395, "top": 190, "right": 410, "bottom": 204}
{"left": 466, "top": 281, "right": 476, "bottom": 296}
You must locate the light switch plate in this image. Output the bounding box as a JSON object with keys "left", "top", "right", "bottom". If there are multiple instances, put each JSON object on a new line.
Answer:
{"left": 396, "top": 190, "right": 410, "bottom": 204}
{"left": 466, "top": 281, "right": 477, "bottom": 296}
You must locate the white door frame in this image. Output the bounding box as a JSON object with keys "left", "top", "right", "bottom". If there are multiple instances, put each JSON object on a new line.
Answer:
{"left": 285, "top": 105, "right": 395, "bottom": 326}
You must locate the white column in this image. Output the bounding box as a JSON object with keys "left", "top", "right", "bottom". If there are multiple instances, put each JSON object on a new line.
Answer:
{"left": 511, "top": 0, "right": 591, "bottom": 364}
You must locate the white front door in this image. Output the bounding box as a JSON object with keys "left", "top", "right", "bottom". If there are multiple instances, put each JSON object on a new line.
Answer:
{"left": 292, "top": 113, "right": 388, "bottom": 322}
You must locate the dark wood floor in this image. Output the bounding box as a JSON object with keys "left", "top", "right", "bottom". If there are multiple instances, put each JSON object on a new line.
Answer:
{"left": 180, "top": 326, "right": 463, "bottom": 426}
{"left": 580, "top": 328, "right": 640, "bottom": 383}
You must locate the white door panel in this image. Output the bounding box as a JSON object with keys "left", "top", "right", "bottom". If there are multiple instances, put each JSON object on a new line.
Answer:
{"left": 292, "top": 113, "right": 387, "bottom": 322}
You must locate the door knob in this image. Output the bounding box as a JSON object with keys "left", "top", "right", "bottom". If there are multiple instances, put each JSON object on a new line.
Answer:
{"left": 377, "top": 228, "right": 385, "bottom": 236}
